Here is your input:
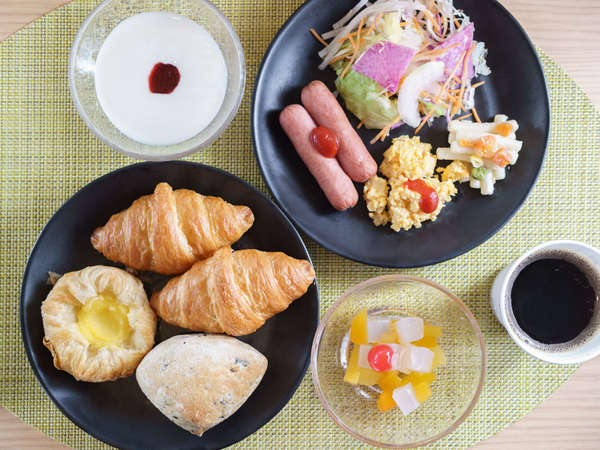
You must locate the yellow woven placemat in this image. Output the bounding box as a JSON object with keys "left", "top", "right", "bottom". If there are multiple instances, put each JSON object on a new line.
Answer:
{"left": 1, "top": 0, "right": 599, "bottom": 448}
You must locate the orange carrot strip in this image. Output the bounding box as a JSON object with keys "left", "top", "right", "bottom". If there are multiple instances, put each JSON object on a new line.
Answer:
{"left": 471, "top": 81, "right": 485, "bottom": 89}
{"left": 310, "top": 28, "right": 328, "bottom": 47}
{"left": 472, "top": 107, "right": 482, "bottom": 123}
{"left": 458, "top": 44, "right": 476, "bottom": 109}
{"left": 370, "top": 114, "right": 402, "bottom": 144}
{"left": 434, "top": 51, "right": 466, "bottom": 103}
{"left": 357, "top": 121, "right": 364, "bottom": 129}
{"left": 456, "top": 112, "right": 473, "bottom": 120}
{"left": 414, "top": 110, "right": 434, "bottom": 135}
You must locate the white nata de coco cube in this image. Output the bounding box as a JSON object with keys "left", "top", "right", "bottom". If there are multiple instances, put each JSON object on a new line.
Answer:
{"left": 357, "top": 345, "right": 373, "bottom": 369}
{"left": 367, "top": 317, "right": 393, "bottom": 343}
{"left": 392, "top": 383, "right": 420, "bottom": 416}
{"left": 404, "top": 344, "right": 434, "bottom": 373}
{"left": 394, "top": 317, "right": 424, "bottom": 343}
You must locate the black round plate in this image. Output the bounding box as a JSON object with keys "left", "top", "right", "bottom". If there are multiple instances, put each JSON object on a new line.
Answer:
{"left": 20, "top": 161, "right": 319, "bottom": 450}
{"left": 252, "top": 0, "right": 550, "bottom": 267}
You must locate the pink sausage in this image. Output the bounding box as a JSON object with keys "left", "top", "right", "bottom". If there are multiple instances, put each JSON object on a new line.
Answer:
{"left": 279, "top": 104, "right": 358, "bottom": 211}
{"left": 301, "top": 80, "right": 377, "bottom": 183}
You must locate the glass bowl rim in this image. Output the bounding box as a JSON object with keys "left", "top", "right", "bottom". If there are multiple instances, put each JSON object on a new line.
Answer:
{"left": 67, "top": 0, "right": 246, "bottom": 161}
{"left": 310, "top": 274, "right": 487, "bottom": 448}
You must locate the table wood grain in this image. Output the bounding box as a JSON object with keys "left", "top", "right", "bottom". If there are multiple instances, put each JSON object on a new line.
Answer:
{"left": 1, "top": 0, "right": 599, "bottom": 448}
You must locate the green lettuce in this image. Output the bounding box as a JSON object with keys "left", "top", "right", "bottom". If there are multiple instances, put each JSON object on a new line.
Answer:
{"left": 335, "top": 69, "right": 398, "bottom": 130}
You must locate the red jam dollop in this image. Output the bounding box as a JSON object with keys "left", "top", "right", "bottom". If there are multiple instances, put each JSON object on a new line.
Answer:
{"left": 148, "top": 63, "right": 180, "bottom": 94}
{"left": 310, "top": 126, "right": 340, "bottom": 158}
{"left": 403, "top": 179, "right": 439, "bottom": 214}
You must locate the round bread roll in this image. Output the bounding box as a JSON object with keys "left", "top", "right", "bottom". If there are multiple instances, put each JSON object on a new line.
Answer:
{"left": 41, "top": 265, "right": 157, "bottom": 382}
{"left": 136, "top": 334, "right": 268, "bottom": 436}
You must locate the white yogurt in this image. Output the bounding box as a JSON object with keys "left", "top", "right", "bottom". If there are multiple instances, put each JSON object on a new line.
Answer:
{"left": 95, "top": 12, "right": 228, "bottom": 146}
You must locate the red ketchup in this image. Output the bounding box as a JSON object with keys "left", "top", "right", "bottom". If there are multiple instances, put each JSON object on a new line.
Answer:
{"left": 148, "top": 63, "right": 180, "bottom": 94}
{"left": 310, "top": 126, "right": 340, "bottom": 158}
{"left": 368, "top": 344, "right": 394, "bottom": 372}
{"left": 404, "top": 179, "right": 439, "bottom": 214}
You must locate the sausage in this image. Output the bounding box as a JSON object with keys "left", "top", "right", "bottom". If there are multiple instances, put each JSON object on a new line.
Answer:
{"left": 279, "top": 104, "right": 358, "bottom": 211}
{"left": 301, "top": 80, "right": 377, "bottom": 182}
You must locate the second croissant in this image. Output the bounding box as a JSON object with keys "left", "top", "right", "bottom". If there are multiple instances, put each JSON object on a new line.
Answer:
{"left": 150, "top": 247, "right": 316, "bottom": 336}
{"left": 91, "top": 183, "right": 254, "bottom": 275}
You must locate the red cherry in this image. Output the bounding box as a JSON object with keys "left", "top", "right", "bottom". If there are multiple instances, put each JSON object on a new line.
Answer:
{"left": 367, "top": 344, "right": 393, "bottom": 372}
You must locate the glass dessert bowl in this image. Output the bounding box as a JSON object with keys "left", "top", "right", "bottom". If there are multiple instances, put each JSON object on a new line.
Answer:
{"left": 68, "top": 0, "right": 245, "bottom": 160}
{"left": 311, "top": 275, "right": 486, "bottom": 448}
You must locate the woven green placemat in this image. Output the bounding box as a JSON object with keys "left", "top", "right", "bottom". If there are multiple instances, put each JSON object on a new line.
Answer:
{"left": 1, "top": 0, "right": 598, "bottom": 448}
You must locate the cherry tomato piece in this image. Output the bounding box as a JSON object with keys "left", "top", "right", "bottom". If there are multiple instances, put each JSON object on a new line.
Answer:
{"left": 403, "top": 179, "right": 439, "bottom": 214}
{"left": 368, "top": 344, "right": 394, "bottom": 372}
{"left": 310, "top": 126, "right": 340, "bottom": 158}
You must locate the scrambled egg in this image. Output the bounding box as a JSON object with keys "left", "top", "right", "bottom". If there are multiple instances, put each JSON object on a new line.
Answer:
{"left": 380, "top": 136, "right": 437, "bottom": 181}
{"left": 364, "top": 136, "right": 458, "bottom": 231}
{"left": 438, "top": 160, "right": 471, "bottom": 183}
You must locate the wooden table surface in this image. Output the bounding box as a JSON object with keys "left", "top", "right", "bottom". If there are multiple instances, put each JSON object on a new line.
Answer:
{"left": 1, "top": 0, "right": 599, "bottom": 448}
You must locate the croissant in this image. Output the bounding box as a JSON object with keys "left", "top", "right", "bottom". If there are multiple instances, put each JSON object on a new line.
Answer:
{"left": 150, "top": 247, "right": 316, "bottom": 336}
{"left": 91, "top": 182, "right": 254, "bottom": 275}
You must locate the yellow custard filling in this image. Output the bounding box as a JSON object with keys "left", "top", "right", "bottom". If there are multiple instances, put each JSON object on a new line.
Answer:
{"left": 77, "top": 294, "right": 131, "bottom": 347}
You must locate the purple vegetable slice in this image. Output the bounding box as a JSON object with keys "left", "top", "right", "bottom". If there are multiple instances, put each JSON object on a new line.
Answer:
{"left": 435, "top": 23, "right": 474, "bottom": 79}
{"left": 353, "top": 41, "right": 417, "bottom": 93}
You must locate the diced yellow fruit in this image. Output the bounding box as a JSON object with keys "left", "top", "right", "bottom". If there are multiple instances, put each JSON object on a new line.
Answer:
{"left": 357, "top": 367, "right": 383, "bottom": 386}
{"left": 377, "top": 390, "right": 396, "bottom": 412}
{"left": 350, "top": 309, "right": 368, "bottom": 345}
{"left": 413, "top": 382, "right": 432, "bottom": 403}
{"left": 431, "top": 346, "right": 446, "bottom": 369}
{"left": 423, "top": 323, "right": 443, "bottom": 338}
{"left": 378, "top": 330, "right": 398, "bottom": 343}
{"left": 343, "top": 346, "right": 360, "bottom": 384}
{"left": 412, "top": 336, "right": 438, "bottom": 348}
{"left": 379, "top": 371, "right": 404, "bottom": 391}
{"left": 404, "top": 371, "right": 435, "bottom": 385}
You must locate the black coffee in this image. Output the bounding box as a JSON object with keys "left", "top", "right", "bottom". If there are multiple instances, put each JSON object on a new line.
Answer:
{"left": 511, "top": 258, "right": 596, "bottom": 344}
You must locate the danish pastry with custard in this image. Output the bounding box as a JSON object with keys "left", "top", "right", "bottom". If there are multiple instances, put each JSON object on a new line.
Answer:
{"left": 41, "top": 265, "right": 157, "bottom": 382}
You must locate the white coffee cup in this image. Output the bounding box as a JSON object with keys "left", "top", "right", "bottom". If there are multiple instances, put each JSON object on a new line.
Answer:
{"left": 490, "top": 240, "right": 600, "bottom": 364}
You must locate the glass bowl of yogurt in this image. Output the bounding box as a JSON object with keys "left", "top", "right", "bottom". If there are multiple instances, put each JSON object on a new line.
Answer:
{"left": 69, "top": 0, "right": 245, "bottom": 160}
{"left": 311, "top": 275, "right": 486, "bottom": 448}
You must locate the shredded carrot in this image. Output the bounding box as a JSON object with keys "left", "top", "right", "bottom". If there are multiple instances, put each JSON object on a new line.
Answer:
{"left": 471, "top": 81, "right": 485, "bottom": 89}
{"left": 454, "top": 18, "right": 461, "bottom": 28}
{"left": 434, "top": 51, "right": 466, "bottom": 103}
{"left": 340, "top": 35, "right": 357, "bottom": 79}
{"left": 417, "top": 42, "right": 459, "bottom": 59}
{"left": 357, "top": 121, "right": 364, "bottom": 129}
{"left": 457, "top": 44, "right": 476, "bottom": 109}
{"left": 337, "top": 31, "right": 357, "bottom": 44}
{"left": 370, "top": 114, "right": 402, "bottom": 144}
{"left": 365, "top": 13, "right": 381, "bottom": 36}
{"left": 414, "top": 110, "right": 433, "bottom": 135}
{"left": 396, "top": 74, "right": 407, "bottom": 92}
{"left": 329, "top": 52, "right": 350, "bottom": 64}
{"left": 456, "top": 112, "right": 473, "bottom": 121}
{"left": 309, "top": 28, "right": 328, "bottom": 47}
{"left": 472, "top": 107, "right": 481, "bottom": 123}
{"left": 423, "top": 10, "right": 440, "bottom": 34}
{"left": 452, "top": 75, "right": 462, "bottom": 84}
{"left": 356, "top": 16, "right": 366, "bottom": 48}
{"left": 413, "top": 17, "right": 425, "bottom": 38}
{"left": 441, "top": 13, "right": 448, "bottom": 37}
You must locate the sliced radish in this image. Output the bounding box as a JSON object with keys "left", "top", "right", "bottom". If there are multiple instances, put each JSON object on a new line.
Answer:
{"left": 396, "top": 61, "right": 445, "bottom": 128}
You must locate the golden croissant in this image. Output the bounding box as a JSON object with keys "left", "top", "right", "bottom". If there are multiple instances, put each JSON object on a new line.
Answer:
{"left": 91, "top": 182, "right": 254, "bottom": 275}
{"left": 150, "top": 247, "right": 316, "bottom": 336}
